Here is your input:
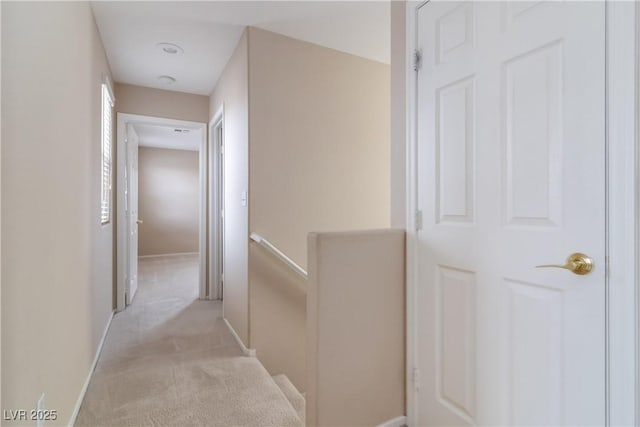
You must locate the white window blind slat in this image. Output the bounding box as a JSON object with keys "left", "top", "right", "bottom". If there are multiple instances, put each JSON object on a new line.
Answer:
{"left": 101, "top": 83, "right": 114, "bottom": 224}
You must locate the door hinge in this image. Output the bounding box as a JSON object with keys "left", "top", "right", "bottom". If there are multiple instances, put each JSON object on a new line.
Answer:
{"left": 415, "top": 210, "right": 423, "bottom": 231}
{"left": 412, "top": 367, "right": 421, "bottom": 391}
{"left": 413, "top": 49, "right": 422, "bottom": 71}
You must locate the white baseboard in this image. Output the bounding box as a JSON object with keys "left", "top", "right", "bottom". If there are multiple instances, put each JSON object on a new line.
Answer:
{"left": 223, "top": 317, "right": 256, "bottom": 357}
{"left": 68, "top": 311, "right": 114, "bottom": 427}
{"left": 138, "top": 252, "right": 198, "bottom": 259}
{"left": 377, "top": 415, "right": 407, "bottom": 427}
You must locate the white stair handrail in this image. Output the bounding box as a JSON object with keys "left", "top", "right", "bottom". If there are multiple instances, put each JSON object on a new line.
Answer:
{"left": 250, "top": 233, "right": 308, "bottom": 279}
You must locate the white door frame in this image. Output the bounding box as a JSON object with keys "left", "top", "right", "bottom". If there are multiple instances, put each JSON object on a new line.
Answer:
{"left": 208, "top": 105, "right": 225, "bottom": 300}
{"left": 404, "top": 1, "right": 639, "bottom": 425}
{"left": 116, "top": 113, "right": 208, "bottom": 311}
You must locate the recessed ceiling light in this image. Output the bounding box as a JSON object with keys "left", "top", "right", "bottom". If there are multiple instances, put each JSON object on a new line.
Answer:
{"left": 157, "top": 75, "right": 176, "bottom": 85}
{"left": 156, "top": 42, "right": 184, "bottom": 55}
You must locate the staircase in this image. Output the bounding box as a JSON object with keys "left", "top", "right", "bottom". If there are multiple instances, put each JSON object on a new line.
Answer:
{"left": 201, "top": 355, "right": 305, "bottom": 427}
{"left": 272, "top": 374, "right": 306, "bottom": 424}
{"left": 206, "top": 356, "right": 305, "bottom": 427}
{"left": 249, "top": 229, "right": 405, "bottom": 426}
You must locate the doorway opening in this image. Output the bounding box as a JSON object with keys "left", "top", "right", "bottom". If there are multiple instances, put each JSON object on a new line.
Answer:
{"left": 208, "top": 106, "right": 225, "bottom": 301}
{"left": 116, "top": 113, "right": 208, "bottom": 311}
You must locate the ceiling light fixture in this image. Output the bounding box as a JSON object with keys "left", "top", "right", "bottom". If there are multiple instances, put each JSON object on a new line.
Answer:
{"left": 156, "top": 42, "right": 184, "bottom": 55}
{"left": 157, "top": 75, "right": 176, "bottom": 85}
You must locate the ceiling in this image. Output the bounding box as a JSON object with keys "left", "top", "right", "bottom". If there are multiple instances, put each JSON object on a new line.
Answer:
{"left": 91, "top": 1, "right": 390, "bottom": 96}
{"left": 134, "top": 123, "right": 202, "bottom": 151}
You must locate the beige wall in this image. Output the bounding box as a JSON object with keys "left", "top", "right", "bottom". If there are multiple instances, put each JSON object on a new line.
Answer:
{"left": 248, "top": 244, "right": 307, "bottom": 390}
{"left": 246, "top": 28, "right": 391, "bottom": 392}
{"left": 138, "top": 147, "right": 199, "bottom": 256}
{"left": 248, "top": 28, "right": 391, "bottom": 269}
{"left": 391, "top": 1, "right": 407, "bottom": 228}
{"left": 307, "top": 230, "right": 405, "bottom": 426}
{"left": 1, "top": 2, "right": 113, "bottom": 424}
{"left": 114, "top": 83, "right": 209, "bottom": 123}
{"left": 209, "top": 32, "right": 250, "bottom": 345}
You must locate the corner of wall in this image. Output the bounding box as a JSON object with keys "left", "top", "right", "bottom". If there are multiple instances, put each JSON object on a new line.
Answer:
{"left": 391, "top": 0, "right": 407, "bottom": 229}
{"left": 208, "top": 27, "right": 250, "bottom": 347}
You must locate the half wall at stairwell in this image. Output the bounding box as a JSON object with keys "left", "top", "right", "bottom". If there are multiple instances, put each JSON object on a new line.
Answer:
{"left": 247, "top": 27, "right": 391, "bottom": 393}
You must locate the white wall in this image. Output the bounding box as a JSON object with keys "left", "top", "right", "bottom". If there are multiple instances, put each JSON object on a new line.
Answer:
{"left": 209, "top": 31, "right": 250, "bottom": 344}
{"left": 1, "top": 3, "right": 113, "bottom": 423}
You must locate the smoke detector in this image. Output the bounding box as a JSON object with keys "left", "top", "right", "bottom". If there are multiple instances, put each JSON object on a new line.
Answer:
{"left": 156, "top": 42, "right": 184, "bottom": 55}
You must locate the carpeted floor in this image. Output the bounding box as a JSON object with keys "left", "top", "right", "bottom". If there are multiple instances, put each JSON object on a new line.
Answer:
{"left": 76, "top": 254, "right": 303, "bottom": 427}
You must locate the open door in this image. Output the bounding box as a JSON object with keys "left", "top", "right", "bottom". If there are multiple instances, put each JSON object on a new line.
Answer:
{"left": 413, "top": 2, "right": 606, "bottom": 425}
{"left": 125, "top": 123, "right": 140, "bottom": 305}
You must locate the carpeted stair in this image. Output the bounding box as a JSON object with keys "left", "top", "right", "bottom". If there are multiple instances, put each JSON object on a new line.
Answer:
{"left": 272, "top": 374, "right": 305, "bottom": 423}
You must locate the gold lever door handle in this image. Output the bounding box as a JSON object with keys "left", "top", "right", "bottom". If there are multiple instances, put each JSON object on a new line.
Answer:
{"left": 535, "top": 252, "right": 594, "bottom": 275}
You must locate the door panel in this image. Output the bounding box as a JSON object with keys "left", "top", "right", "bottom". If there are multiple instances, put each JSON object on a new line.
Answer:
{"left": 126, "top": 124, "right": 139, "bottom": 305}
{"left": 416, "top": 1, "right": 605, "bottom": 425}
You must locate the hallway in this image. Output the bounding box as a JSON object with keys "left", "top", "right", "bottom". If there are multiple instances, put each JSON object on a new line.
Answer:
{"left": 76, "top": 255, "right": 303, "bottom": 426}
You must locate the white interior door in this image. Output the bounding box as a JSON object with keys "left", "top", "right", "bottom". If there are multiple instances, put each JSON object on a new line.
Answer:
{"left": 415, "top": 1, "right": 605, "bottom": 425}
{"left": 126, "top": 123, "right": 140, "bottom": 305}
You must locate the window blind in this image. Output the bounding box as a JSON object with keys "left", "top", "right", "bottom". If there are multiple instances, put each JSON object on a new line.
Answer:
{"left": 101, "top": 83, "right": 114, "bottom": 224}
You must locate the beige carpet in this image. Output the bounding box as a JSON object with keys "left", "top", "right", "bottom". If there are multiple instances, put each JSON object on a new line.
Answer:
{"left": 76, "top": 254, "right": 303, "bottom": 427}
